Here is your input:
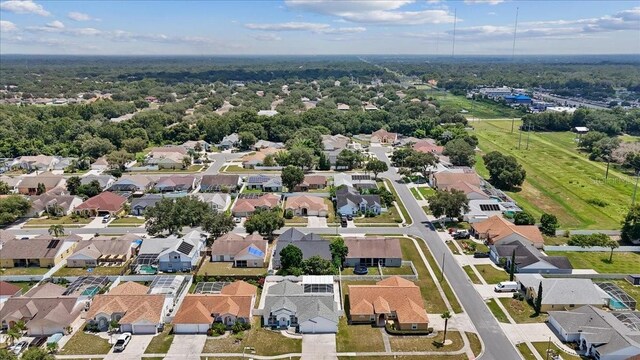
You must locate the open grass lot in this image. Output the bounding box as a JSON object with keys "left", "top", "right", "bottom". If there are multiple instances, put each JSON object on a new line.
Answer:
{"left": 342, "top": 266, "right": 380, "bottom": 276}
{"left": 466, "top": 332, "right": 482, "bottom": 358}
{"left": 531, "top": 342, "right": 588, "bottom": 360}
{"left": 412, "top": 237, "right": 463, "bottom": 313}
{"left": 24, "top": 215, "right": 91, "bottom": 227}
{"left": 354, "top": 205, "right": 402, "bottom": 224}
{"left": 145, "top": 326, "right": 174, "bottom": 354}
{"left": 499, "top": 298, "right": 547, "bottom": 324}
{"left": 475, "top": 265, "right": 509, "bottom": 284}
{"left": 60, "top": 331, "right": 112, "bottom": 355}
{"left": 1, "top": 267, "right": 48, "bottom": 275}
{"left": 108, "top": 217, "right": 145, "bottom": 227}
{"left": 426, "top": 91, "right": 525, "bottom": 119}
{"left": 516, "top": 343, "right": 537, "bottom": 360}
{"left": 198, "top": 261, "right": 267, "bottom": 276}
{"left": 335, "top": 317, "right": 385, "bottom": 352}
{"left": 202, "top": 318, "right": 301, "bottom": 356}
{"left": 54, "top": 265, "right": 126, "bottom": 276}
{"left": 399, "top": 238, "right": 447, "bottom": 313}
{"left": 462, "top": 265, "right": 482, "bottom": 284}
{"left": 388, "top": 330, "right": 463, "bottom": 352}
{"left": 473, "top": 120, "right": 634, "bottom": 230}
{"left": 486, "top": 298, "right": 509, "bottom": 323}
{"left": 382, "top": 264, "right": 415, "bottom": 276}
{"left": 546, "top": 251, "right": 640, "bottom": 273}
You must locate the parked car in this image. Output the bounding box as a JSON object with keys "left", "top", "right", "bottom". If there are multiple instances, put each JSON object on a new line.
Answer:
{"left": 12, "top": 341, "right": 28, "bottom": 355}
{"left": 452, "top": 230, "right": 470, "bottom": 239}
{"left": 473, "top": 252, "right": 490, "bottom": 258}
{"left": 233, "top": 217, "right": 241, "bottom": 224}
{"left": 353, "top": 265, "right": 369, "bottom": 275}
{"left": 494, "top": 281, "right": 519, "bottom": 293}
{"left": 346, "top": 214, "right": 353, "bottom": 221}
{"left": 113, "top": 333, "right": 132, "bottom": 352}
{"left": 102, "top": 214, "right": 111, "bottom": 223}
{"left": 341, "top": 219, "right": 348, "bottom": 227}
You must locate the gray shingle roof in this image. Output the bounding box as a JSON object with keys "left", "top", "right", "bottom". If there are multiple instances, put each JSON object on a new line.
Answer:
{"left": 263, "top": 281, "right": 338, "bottom": 324}
{"left": 273, "top": 230, "right": 330, "bottom": 268}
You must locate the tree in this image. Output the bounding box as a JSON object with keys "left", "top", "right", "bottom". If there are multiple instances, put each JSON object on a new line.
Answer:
{"left": 302, "top": 255, "right": 336, "bottom": 275}
{"left": 5, "top": 327, "right": 20, "bottom": 346}
{"left": 36, "top": 182, "right": 46, "bottom": 195}
{"left": 182, "top": 156, "right": 192, "bottom": 169}
{"left": 0, "top": 181, "right": 10, "bottom": 195}
{"left": 243, "top": 208, "right": 284, "bottom": 239}
{"left": 75, "top": 180, "right": 102, "bottom": 198}
{"left": 145, "top": 197, "right": 211, "bottom": 236}
{"left": 81, "top": 137, "right": 115, "bottom": 159}
{"left": 405, "top": 150, "right": 438, "bottom": 179}
{"left": 509, "top": 249, "right": 516, "bottom": 281}
{"left": 21, "top": 348, "right": 55, "bottom": 360}
{"left": 607, "top": 239, "right": 620, "bottom": 263}
{"left": 289, "top": 146, "right": 317, "bottom": 170}
{"left": 279, "top": 244, "right": 303, "bottom": 273}
{"left": 482, "top": 151, "right": 526, "bottom": 190}
{"left": 539, "top": 213, "right": 559, "bottom": 236}
{"left": 443, "top": 138, "right": 476, "bottom": 167}
{"left": 201, "top": 211, "right": 235, "bottom": 244}
{"left": 534, "top": 282, "right": 543, "bottom": 315}
{"left": 365, "top": 159, "right": 388, "bottom": 179}
{"left": 513, "top": 212, "right": 535, "bottom": 225}
{"left": 427, "top": 190, "right": 469, "bottom": 222}
{"left": 46, "top": 342, "right": 58, "bottom": 354}
{"left": 329, "top": 237, "right": 349, "bottom": 269}
{"left": 336, "top": 149, "right": 364, "bottom": 170}
{"left": 441, "top": 311, "right": 452, "bottom": 344}
{"left": 0, "top": 195, "right": 31, "bottom": 226}
{"left": 239, "top": 131, "right": 257, "bottom": 150}
{"left": 0, "top": 349, "right": 17, "bottom": 360}
{"left": 48, "top": 224, "right": 65, "bottom": 238}
{"left": 122, "top": 137, "right": 148, "bottom": 153}
{"left": 622, "top": 205, "right": 640, "bottom": 244}
{"left": 66, "top": 176, "right": 81, "bottom": 195}
{"left": 282, "top": 166, "right": 305, "bottom": 192}
{"left": 317, "top": 151, "right": 331, "bottom": 171}
{"left": 106, "top": 150, "right": 134, "bottom": 171}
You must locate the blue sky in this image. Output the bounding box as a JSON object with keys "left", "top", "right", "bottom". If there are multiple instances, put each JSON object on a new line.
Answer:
{"left": 1, "top": 0, "right": 638, "bottom": 55}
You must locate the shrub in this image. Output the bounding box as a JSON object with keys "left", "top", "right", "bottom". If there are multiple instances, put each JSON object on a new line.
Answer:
{"left": 284, "top": 210, "right": 294, "bottom": 219}
{"left": 210, "top": 322, "right": 226, "bottom": 336}
{"left": 232, "top": 321, "right": 251, "bottom": 334}
{"left": 384, "top": 322, "right": 433, "bottom": 335}
{"left": 586, "top": 198, "right": 608, "bottom": 207}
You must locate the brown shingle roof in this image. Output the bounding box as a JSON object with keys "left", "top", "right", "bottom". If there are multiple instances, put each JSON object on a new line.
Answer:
{"left": 0, "top": 236, "right": 78, "bottom": 260}
{"left": 87, "top": 293, "right": 165, "bottom": 325}
{"left": 220, "top": 281, "right": 258, "bottom": 296}
{"left": 210, "top": 234, "right": 267, "bottom": 258}
{"left": 18, "top": 176, "right": 64, "bottom": 190}
{"left": 471, "top": 215, "right": 544, "bottom": 246}
{"left": 303, "top": 175, "right": 327, "bottom": 186}
{"left": 108, "top": 282, "right": 150, "bottom": 296}
{"left": 344, "top": 237, "right": 402, "bottom": 259}
{"left": 173, "top": 282, "right": 256, "bottom": 324}
{"left": 285, "top": 195, "right": 328, "bottom": 212}
{"left": 232, "top": 194, "right": 279, "bottom": 213}
{"left": 75, "top": 192, "right": 127, "bottom": 212}
{"left": 433, "top": 172, "right": 481, "bottom": 188}
{"left": 0, "top": 282, "right": 21, "bottom": 297}
{"left": 201, "top": 175, "right": 240, "bottom": 187}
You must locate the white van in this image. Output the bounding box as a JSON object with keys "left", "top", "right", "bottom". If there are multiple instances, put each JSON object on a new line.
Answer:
{"left": 494, "top": 281, "right": 518, "bottom": 292}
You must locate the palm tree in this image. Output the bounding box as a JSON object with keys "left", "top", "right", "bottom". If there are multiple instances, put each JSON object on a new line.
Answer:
{"left": 46, "top": 203, "right": 64, "bottom": 218}
{"left": 13, "top": 320, "right": 26, "bottom": 334}
{"left": 441, "top": 311, "right": 452, "bottom": 345}
{"left": 607, "top": 239, "right": 620, "bottom": 263}
{"left": 48, "top": 224, "right": 65, "bottom": 238}
{"left": 6, "top": 327, "right": 20, "bottom": 346}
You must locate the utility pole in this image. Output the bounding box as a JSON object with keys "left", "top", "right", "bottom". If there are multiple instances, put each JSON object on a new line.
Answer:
{"left": 526, "top": 123, "right": 532, "bottom": 150}
{"left": 545, "top": 337, "right": 551, "bottom": 360}
{"left": 440, "top": 252, "right": 446, "bottom": 282}
{"left": 511, "top": 117, "right": 515, "bottom": 133}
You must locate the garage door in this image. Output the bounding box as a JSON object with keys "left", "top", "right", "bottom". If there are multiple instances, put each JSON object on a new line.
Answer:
{"left": 132, "top": 324, "right": 157, "bottom": 334}
{"left": 174, "top": 324, "right": 209, "bottom": 334}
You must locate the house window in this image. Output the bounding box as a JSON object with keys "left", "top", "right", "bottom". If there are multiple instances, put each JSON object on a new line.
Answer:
{"left": 569, "top": 304, "right": 575, "bottom": 307}
{"left": 370, "top": 316, "right": 375, "bottom": 321}
{"left": 411, "top": 324, "right": 417, "bottom": 330}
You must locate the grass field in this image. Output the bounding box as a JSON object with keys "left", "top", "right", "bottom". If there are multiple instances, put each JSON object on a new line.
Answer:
{"left": 202, "top": 318, "right": 301, "bottom": 355}
{"left": 384, "top": 179, "right": 412, "bottom": 225}
{"left": 610, "top": 279, "right": 640, "bottom": 304}
{"left": 389, "top": 331, "right": 464, "bottom": 352}
{"left": 60, "top": 331, "right": 112, "bottom": 355}
{"left": 486, "top": 298, "right": 509, "bottom": 323}
{"left": 335, "top": 317, "right": 385, "bottom": 352}
{"left": 475, "top": 265, "right": 509, "bottom": 284}
{"left": 462, "top": 265, "right": 482, "bottom": 284}
{"left": 531, "top": 342, "right": 588, "bottom": 360}
{"left": 467, "top": 332, "right": 483, "bottom": 358}
{"left": 417, "top": 186, "right": 436, "bottom": 199}
{"left": 145, "top": 326, "right": 174, "bottom": 354}
{"left": 426, "top": 91, "right": 525, "bottom": 119}
{"left": 108, "top": 217, "right": 145, "bottom": 227}
{"left": 410, "top": 187, "right": 422, "bottom": 200}
{"left": 546, "top": 251, "right": 640, "bottom": 273}
{"left": 516, "top": 343, "right": 537, "bottom": 360}
{"left": 499, "top": 298, "right": 547, "bottom": 324}
{"left": 413, "top": 238, "right": 463, "bottom": 313}
{"left": 1, "top": 267, "right": 48, "bottom": 275}
{"left": 473, "top": 120, "right": 635, "bottom": 230}
{"left": 25, "top": 215, "right": 91, "bottom": 227}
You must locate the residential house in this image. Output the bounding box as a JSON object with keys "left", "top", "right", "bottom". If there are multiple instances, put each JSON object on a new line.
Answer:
{"left": 245, "top": 174, "right": 282, "bottom": 192}
{"left": 86, "top": 282, "right": 166, "bottom": 334}
{"left": 219, "top": 133, "right": 239, "bottom": 150}
{"left": 273, "top": 229, "right": 331, "bottom": 269}
{"left": 232, "top": 193, "right": 280, "bottom": 217}
{"left": 322, "top": 134, "right": 350, "bottom": 168}
{"left": 0, "top": 230, "right": 14, "bottom": 248}
{"left": 343, "top": 237, "right": 402, "bottom": 267}
{"left": 0, "top": 235, "right": 80, "bottom": 269}
{"left": 66, "top": 234, "right": 140, "bottom": 268}
{"left": 337, "top": 103, "right": 350, "bottom": 111}
{"left": 200, "top": 175, "right": 241, "bottom": 193}
{"left": 336, "top": 186, "right": 382, "bottom": 216}
{"left": 548, "top": 305, "right": 640, "bottom": 360}
{"left": 74, "top": 192, "right": 127, "bottom": 216}
{"left": 147, "top": 151, "right": 187, "bottom": 170}
{"left": 516, "top": 274, "right": 611, "bottom": 312}
{"left": 348, "top": 277, "right": 429, "bottom": 331}
{"left": 285, "top": 195, "right": 328, "bottom": 217}
{"left": 241, "top": 148, "right": 282, "bottom": 169}
{"left": 293, "top": 175, "right": 327, "bottom": 192}
{"left": 0, "top": 283, "right": 83, "bottom": 336}
{"left": 370, "top": 129, "right": 398, "bottom": 144}
{"left": 210, "top": 233, "right": 267, "bottom": 268}
{"left": 444, "top": 181, "right": 489, "bottom": 201}
{"left": 80, "top": 175, "right": 115, "bottom": 190}
{"left": 0, "top": 175, "right": 21, "bottom": 193}
{"left": 131, "top": 194, "right": 166, "bottom": 216}
{"left": 471, "top": 215, "right": 545, "bottom": 249}
{"left": 17, "top": 175, "right": 65, "bottom": 195}
{"left": 153, "top": 175, "right": 198, "bottom": 193}
{"left": 336, "top": 173, "right": 376, "bottom": 190}
{"left": 91, "top": 156, "right": 109, "bottom": 171}
{"left": 464, "top": 199, "right": 521, "bottom": 223}
{"left": 490, "top": 237, "right": 572, "bottom": 274}
{"left": 51, "top": 157, "right": 78, "bottom": 172}
{"left": 195, "top": 193, "right": 231, "bottom": 211}
{"left": 27, "top": 193, "right": 83, "bottom": 217}
{"left": 182, "top": 140, "right": 211, "bottom": 152}
{"left": 413, "top": 139, "right": 445, "bottom": 155}
{"left": 0, "top": 282, "right": 22, "bottom": 304}
{"left": 431, "top": 168, "right": 482, "bottom": 190}
{"left": 173, "top": 281, "right": 257, "bottom": 333}
{"left": 11, "top": 155, "right": 58, "bottom": 172}
{"left": 143, "top": 231, "right": 206, "bottom": 272}
{"left": 263, "top": 277, "right": 339, "bottom": 333}
{"left": 253, "top": 140, "right": 284, "bottom": 151}
{"left": 364, "top": 104, "right": 379, "bottom": 111}
{"left": 108, "top": 175, "right": 155, "bottom": 194}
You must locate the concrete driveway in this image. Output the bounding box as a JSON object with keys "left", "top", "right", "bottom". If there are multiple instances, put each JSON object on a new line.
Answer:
{"left": 301, "top": 334, "right": 337, "bottom": 360}
{"left": 165, "top": 334, "right": 206, "bottom": 360}
{"left": 104, "top": 334, "right": 154, "bottom": 360}
{"left": 308, "top": 217, "right": 327, "bottom": 228}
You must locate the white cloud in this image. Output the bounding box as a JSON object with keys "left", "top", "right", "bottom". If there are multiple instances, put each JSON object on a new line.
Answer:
{"left": 46, "top": 20, "right": 64, "bottom": 29}
{"left": 251, "top": 33, "right": 282, "bottom": 41}
{"left": 0, "top": 0, "right": 49, "bottom": 16}
{"left": 0, "top": 20, "right": 17, "bottom": 31}
{"left": 464, "top": 0, "right": 505, "bottom": 5}
{"left": 284, "top": 0, "right": 455, "bottom": 25}
{"left": 245, "top": 22, "right": 330, "bottom": 32}
{"left": 67, "top": 11, "right": 96, "bottom": 21}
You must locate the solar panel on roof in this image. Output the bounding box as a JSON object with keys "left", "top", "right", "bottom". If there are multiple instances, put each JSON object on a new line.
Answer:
{"left": 47, "top": 239, "right": 60, "bottom": 248}
{"left": 247, "top": 246, "right": 264, "bottom": 257}
{"left": 176, "top": 241, "right": 194, "bottom": 255}
{"left": 479, "top": 204, "right": 501, "bottom": 212}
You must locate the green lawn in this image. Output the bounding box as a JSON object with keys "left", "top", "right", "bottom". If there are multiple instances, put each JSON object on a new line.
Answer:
{"left": 499, "top": 298, "right": 547, "bottom": 324}
{"left": 381, "top": 264, "right": 415, "bottom": 276}
{"left": 284, "top": 216, "right": 308, "bottom": 225}
{"left": 384, "top": 179, "right": 412, "bottom": 225}
{"left": 130, "top": 165, "right": 204, "bottom": 173}
{"left": 145, "top": 326, "right": 174, "bottom": 354}
{"left": 335, "top": 317, "right": 385, "bottom": 352}
{"left": 426, "top": 91, "right": 525, "bottom": 119}
{"left": 458, "top": 240, "right": 489, "bottom": 254}
{"left": 466, "top": 332, "right": 483, "bottom": 358}
{"left": 108, "top": 217, "right": 145, "bottom": 227}
{"left": 60, "top": 331, "right": 112, "bottom": 355}
{"left": 446, "top": 241, "right": 461, "bottom": 255}
{"left": 516, "top": 343, "right": 537, "bottom": 360}
{"left": 462, "top": 265, "right": 482, "bottom": 284}
{"left": 25, "top": 215, "right": 91, "bottom": 227}
{"left": 54, "top": 265, "right": 126, "bottom": 276}
{"left": 486, "top": 298, "right": 509, "bottom": 323}
{"left": 354, "top": 205, "right": 402, "bottom": 224}
{"left": 543, "top": 235, "right": 569, "bottom": 246}
{"left": 417, "top": 186, "right": 435, "bottom": 199}
{"left": 475, "top": 265, "right": 509, "bottom": 284}
{"left": 325, "top": 199, "right": 337, "bottom": 224}
{"left": 546, "top": 251, "right": 640, "bottom": 273}
{"left": 531, "top": 342, "right": 588, "bottom": 360}
{"left": 473, "top": 120, "right": 635, "bottom": 230}
{"left": 388, "top": 330, "right": 464, "bottom": 352}
{"left": 198, "top": 261, "right": 267, "bottom": 276}
{"left": 410, "top": 187, "right": 422, "bottom": 200}
{"left": 224, "top": 165, "right": 279, "bottom": 173}
{"left": 1, "top": 267, "right": 49, "bottom": 275}
{"left": 6, "top": 281, "right": 36, "bottom": 293}
{"left": 399, "top": 238, "right": 447, "bottom": 313}
{"left": 342, "top": 266, "right": 380, "bottom": 276}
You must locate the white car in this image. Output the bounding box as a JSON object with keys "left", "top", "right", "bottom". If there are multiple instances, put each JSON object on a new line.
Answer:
{"left": 113, "top": 333, "right": 132, "bottom": 352}
{"left": 12, "top": 341, "right": 28, "bottom": 355}
{"left": 102, "top": 214, "right": 111, "bottom": 223}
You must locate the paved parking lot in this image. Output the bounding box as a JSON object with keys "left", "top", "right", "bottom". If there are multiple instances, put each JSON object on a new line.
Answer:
{"left": 165, "top": 334, "right": 206, "bottom": 360}
{"left": 104, "top": 334, "right": 154, "bottom": 360}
